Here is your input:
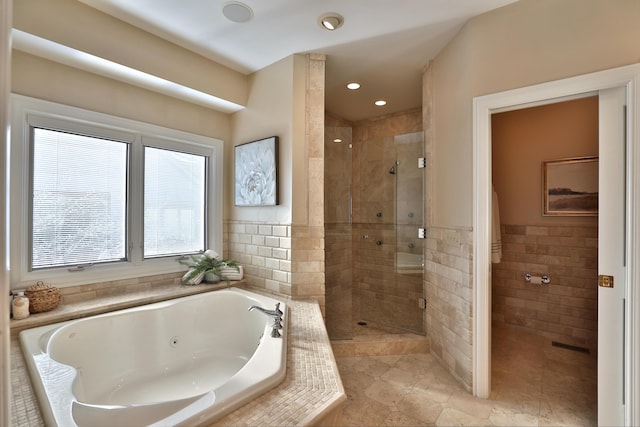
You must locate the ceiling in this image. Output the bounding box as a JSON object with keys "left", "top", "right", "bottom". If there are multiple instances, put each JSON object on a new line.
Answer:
{"left": 79, "top": 0, "right": 517, "bottom": 122}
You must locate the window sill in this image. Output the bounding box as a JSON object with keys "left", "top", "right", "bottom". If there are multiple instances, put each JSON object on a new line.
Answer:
{"left": 10, "top": 280, "right": 246, "bottom": 335}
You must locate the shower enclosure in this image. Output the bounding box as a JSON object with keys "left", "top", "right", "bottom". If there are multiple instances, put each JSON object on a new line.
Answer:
{"left": 325, "top": 123, "right": 425, "bottom": 340}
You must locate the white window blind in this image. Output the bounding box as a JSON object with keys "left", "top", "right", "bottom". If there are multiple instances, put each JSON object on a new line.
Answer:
{"left": 144, "top": 147, "right": 206, "bottom": 257}
{"left": 31, "top": 128, "right": 128, "bottom": 269}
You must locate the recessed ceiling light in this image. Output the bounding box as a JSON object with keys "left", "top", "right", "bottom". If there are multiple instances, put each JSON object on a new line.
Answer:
{"left": 319, "top": 13, "right": 344, "bottom": 31}
{"left": 346, "top": 82, "right": 360, "bottom": 90}
{"left": 375, "top": 100, "right": 387, "bottom": 106}
{"left": 222, "top": 2, "right": 254, "bottom": 23}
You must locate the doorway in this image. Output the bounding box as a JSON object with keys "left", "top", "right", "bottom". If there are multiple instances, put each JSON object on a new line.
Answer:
{"left": 472, "top": 64, "right": 640, "bottom": 427}
{"left": 489, "top": 97, "right": 599, "bottom": 425}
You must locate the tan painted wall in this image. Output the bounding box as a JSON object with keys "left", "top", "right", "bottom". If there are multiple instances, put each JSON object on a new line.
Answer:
{"left": 12, "top": 51, "right": 231, "bottom": 140}
{"left": 228, "top": 55, "right": 300, "bottom": 224}
{"left": 11, "top": 0, "right": 237, "bottom": 142}
{"left": 432, "top": 0, "right": 640, "bottom": 227}
{"left": 492, "top": 96, "right": 598, "bottom": 225}
{"left": 13, "top": 0, "right": 247, "bottom": 107}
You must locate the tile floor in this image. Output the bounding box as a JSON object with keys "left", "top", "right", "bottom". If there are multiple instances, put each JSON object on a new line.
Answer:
{"left": 332, "top": 325, "right": 597, "bottom": 426}
{"left": 12, "top": 320, "right": 597, "bottom": 427}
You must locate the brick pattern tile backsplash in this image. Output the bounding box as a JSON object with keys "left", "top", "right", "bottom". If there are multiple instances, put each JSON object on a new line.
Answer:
{"left": 492, "top": 224, "right": 598, "bottom": 350}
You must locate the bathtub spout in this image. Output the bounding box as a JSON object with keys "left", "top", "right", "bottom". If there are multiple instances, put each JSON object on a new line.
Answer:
{"left": 249, "top": 303, "right": 283, "bottom": 338}
{"left": 248, "top": 302, "right": 283, "bottom": 318}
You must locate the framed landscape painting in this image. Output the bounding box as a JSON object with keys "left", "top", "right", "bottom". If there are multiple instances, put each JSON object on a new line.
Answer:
{"left": 234, "top": 136, "right": 278, "bottom": 206}
{"left": 543, "top": 156, "right": 598, "bottom": 216}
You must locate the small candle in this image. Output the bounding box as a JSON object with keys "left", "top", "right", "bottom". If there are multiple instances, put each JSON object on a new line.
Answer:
{"left": 12, "top": 292, "right": 30, "bottom": 320}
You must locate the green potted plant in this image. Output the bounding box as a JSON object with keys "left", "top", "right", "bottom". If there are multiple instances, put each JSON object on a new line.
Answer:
{"left": 180, "top": 250, "right": 241, "bottom": 285}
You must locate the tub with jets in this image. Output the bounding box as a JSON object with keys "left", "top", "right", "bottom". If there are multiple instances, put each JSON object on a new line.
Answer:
{"left": 19, "top": 287, "right": 287, "bottom": 427}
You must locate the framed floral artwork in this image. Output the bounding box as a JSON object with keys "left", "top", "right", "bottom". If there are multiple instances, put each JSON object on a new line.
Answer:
{"left": 234, "top": 136, "right": 278, "bottom": 206}
{"left": 543, "top": 156, "right": 598, "bottom": 216}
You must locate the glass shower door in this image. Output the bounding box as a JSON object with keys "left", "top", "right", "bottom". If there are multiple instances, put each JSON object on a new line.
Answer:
{"left": 325, "top": 126, "right": 424, "bottom": 338}
{"left": 324, "top": 126, "right": 353, "bottom": 340}
{"left": 392, "top": 131, "right": 425, "bottom": 333}
{"left": 355, "top": 130, "right": 425, "bottom": 335}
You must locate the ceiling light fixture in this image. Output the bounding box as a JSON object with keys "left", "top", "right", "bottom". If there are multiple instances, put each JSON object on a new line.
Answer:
{"left": 319, "top": 13, "right": 344, "bottom": 31}
{"left": 333, "top": 138, "right": 343, "bottom": 143}
{"left": 222, "top": 1, "right": 254, "bottom": 23}
{"left": 346, "top": 82, "right": 360, "bottom": 90}
{"left": 375, "top": 100, "right": 387, "bottom": 106}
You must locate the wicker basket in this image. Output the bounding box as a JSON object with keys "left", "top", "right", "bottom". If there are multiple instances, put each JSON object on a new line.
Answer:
{"left": 25, "top": 281, "right": 61, "bottom": 313}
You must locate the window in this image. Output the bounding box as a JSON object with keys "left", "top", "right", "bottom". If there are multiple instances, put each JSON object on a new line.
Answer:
{"left": 144, "top": 147, "right": 206, "bottom": 257}
{"left": 11, "top": 95, "right": 223, "bottom": 288}
{"left": 31, "top": 128, "right": 128, "bottom": 269}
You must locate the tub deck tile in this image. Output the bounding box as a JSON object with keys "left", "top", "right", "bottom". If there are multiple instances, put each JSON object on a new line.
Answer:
{"left": 209, "top": 298, "right": 346, "bottom": 426}
{"left": 10, "top": 287, "right": 345, "bottom": 427}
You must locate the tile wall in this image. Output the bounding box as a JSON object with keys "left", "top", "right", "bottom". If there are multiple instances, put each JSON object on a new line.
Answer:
{"left": 350, "top": 110, "right": 424, "bottom": 333}
{"left": 325, "top": 222, "right": 352, "bottom": 339}
{"left": 424, "top": 226, "right": 474, "bottom": 390}
{"left": 225, "top": 221, "right": 292, "bottom": 296}
{"left": 325, "top": 109, "right": 426, "bottom": 336}
{"left": 224, "top": 223, "right": 326, "bottom": 311}
{"left": 324, "top": 118, "right": 353, "bottom": 339}
{"left": 56, "top": 272, "right": 183, "bottom": 304}
{"left": 492, "top": 224, "right": 598, "bottom": 351}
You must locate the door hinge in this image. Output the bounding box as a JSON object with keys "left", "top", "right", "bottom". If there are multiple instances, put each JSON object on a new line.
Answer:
{"left": 418, "top": 228, "right": 426, "bottom": 239}
{"left": 418, "top": 157, "right": 426, "bottom": 169}
{"left": 418, "top": 298, "right": 427, "bottom": 310}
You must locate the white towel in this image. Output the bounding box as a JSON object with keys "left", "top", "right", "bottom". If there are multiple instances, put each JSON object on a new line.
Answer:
{"left": 491, "top": 186, "right": 502, "bottom": 264}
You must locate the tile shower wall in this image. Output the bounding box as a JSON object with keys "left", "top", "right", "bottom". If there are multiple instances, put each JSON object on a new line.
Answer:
{"left": 351, "top": 109, "right": 423, "bottom": 332}
{"left": 325, "top": 119, "right": 353, "bottom": 339}
{"left": 492, "top": 224, "right": 598, "bottom": 351}
{"left": 325, "top": 222, "right": 352, "bottom": 338}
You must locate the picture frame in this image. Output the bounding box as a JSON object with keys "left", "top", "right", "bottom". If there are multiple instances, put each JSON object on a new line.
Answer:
{"left": 234, "top": 136, "right": 279, "bottom": 206}
{"left": 543, "top": 156, "right": 598, "bottom": 216}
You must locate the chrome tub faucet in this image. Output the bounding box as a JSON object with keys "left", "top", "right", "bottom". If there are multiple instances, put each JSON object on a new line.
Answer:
{"left": 248, "top": 303, "right": 284, "bottom": 338}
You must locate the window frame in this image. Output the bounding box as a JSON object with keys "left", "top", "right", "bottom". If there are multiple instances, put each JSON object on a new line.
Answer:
{"left": 29, "top": 125, "right": 132, "bottom": 270}
{"left": 141, "top": 138, "right": 211, "bottom": 259}
{"left": 10, "top": 94, "right": 223, "bottom": 289}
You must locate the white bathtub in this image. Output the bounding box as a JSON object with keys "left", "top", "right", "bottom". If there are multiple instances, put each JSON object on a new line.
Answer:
{"left": 19, "top": 288, "right": 287, "bottom": 427}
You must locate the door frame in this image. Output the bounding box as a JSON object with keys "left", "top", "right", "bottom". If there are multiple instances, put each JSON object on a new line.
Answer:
{"left": 1, "top": 0, "right": 11, "bottom": 425}
{"left": 472, "top": 64, "right": 640, "bottom": 425}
